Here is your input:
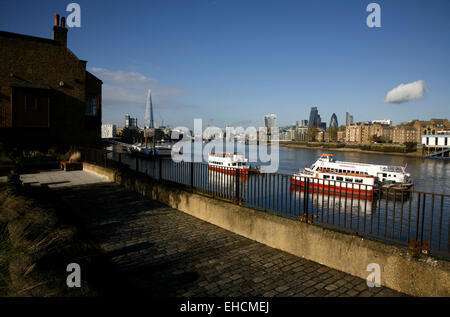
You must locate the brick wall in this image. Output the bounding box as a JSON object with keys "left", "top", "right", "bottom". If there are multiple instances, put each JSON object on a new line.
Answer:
{"left": 0, "top": 26, "right": 102, "bottom": 151}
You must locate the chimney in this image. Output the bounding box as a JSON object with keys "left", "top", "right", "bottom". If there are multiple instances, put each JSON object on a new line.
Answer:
{"left": 52, "top": 13, "right": 68, "bottom": 47}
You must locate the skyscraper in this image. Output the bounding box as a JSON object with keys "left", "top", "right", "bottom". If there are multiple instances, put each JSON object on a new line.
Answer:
{"left": 329, "top": 113, "right": 339, "bottom": 128}
{"left": 264, "top": 114, "right": 277, "bottom": 140}
{"left": 346, "top": 112, "right": 354, "bottom": 126}
{"left": 264, "top": 114, "right": 277, "bottom": 130}
{"left": 145, "top": 88, "right": 154, "bottom": 129}
{"left": 308, "top": 107, "right": 319, "bottom": 127}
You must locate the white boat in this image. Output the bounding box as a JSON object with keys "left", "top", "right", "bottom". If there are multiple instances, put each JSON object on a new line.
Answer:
{"left": 307, "top": 154, "right": 411, "bottom": 184}
{"left": 128, "top": 144, "right": 178, "bottom": 156}
{"left": 208, "top": 152, "right": 249, "bottom": 175}
{"left": 291, "top": 154, "right": 413, "bottom": 196}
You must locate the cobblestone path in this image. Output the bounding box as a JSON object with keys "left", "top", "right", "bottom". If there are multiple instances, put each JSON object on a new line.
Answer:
{"left": 55, "top": 180, "right": 405, "bottom": 297}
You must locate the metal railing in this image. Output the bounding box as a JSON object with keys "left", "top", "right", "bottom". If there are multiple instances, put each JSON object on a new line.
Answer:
{"left": 79, "top": 147, "right": 450, "bottom": 258}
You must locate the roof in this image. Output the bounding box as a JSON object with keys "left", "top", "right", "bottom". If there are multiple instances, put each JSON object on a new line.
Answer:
{"left": 86, "top": 71, "right": 103, "bottom": 84}
{"left": 0, "top": 30, "right": 57, "bottom": 45}
{"left": 10, "top": 82, "right": 51, "bottom": 90}
{"left": 0, "top": 30, "right": 88, "bottom": 68}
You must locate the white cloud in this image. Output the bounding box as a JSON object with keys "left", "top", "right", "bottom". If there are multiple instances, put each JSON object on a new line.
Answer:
{"left": 385, "top": 80, "right": 426, "bottom": 104}
{"left": 88, "top": 67, "right": 187, "bottom": 108}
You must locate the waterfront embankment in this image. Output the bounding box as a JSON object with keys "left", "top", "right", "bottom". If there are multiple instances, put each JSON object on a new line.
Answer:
{"left": 83, "top": 162, "right": 450, "bottom": 297}
{"left": 278, "top": 141, "right": 423, "bottom": 158}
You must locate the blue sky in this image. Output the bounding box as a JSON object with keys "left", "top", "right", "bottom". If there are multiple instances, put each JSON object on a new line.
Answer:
{"left": 1, "top": 0, "right": 449, "bottom": 128}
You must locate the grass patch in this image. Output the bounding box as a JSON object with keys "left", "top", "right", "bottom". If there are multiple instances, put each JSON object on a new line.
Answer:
{"left": 0, "top": 183, "right": 121, "bottom": 297}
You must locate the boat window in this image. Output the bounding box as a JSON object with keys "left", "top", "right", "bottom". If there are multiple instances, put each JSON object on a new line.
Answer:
{"left": 355, "top": 179, "right": 363, "bottom": 183}
{"left": 323, "top": 175, "right": 330, "bottom": 179}
{"left": 345, "top": 177, "right": 353, "bottom": 182}
{"left": 336, "top": 176, "right": 343, "bottom": 181}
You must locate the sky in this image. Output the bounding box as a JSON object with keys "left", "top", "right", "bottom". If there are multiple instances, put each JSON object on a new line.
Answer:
{"left": 1, "top": 0, "right": 449, "bottom": 129}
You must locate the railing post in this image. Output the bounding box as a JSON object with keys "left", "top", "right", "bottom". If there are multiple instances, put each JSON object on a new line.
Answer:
{"left": 302, "top": 177, "right": 309, "bottom": 222}
{"left": 118, "top": 153, "right": 122, "bottom": 164}
{"left": 136, "top": 156, "right": 139, "bottom": 172}
{"left": 190, "top": 161, "right": 194, "bottom": 190}
{"left": 235, "top": 168, "right": 240, "bottom": 205}
{"left": 159, "top": 158, "right": 162, "bottom": 181}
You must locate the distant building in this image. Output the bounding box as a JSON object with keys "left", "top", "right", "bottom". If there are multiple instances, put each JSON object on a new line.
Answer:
{"left": 372, "top": 119, "right": 392, "bottom": 126}
{"left": 0, "top": 13, "right": 102, "bottom": 150}
{"left": 393, "top": 126, "right": 419, "bottom": 144}
{"left": 337, "top": 130, "right": 346, "bottom": 142}
{"left": 295, "top": 126, "right": 308, "bottom": 141}
{"left": 264, "top": 114, "right": 277, "bottom": 129}
{"left": 329, "top": 113, "right": 338, "bottom": 128}
{"left": 264, "top": 114, "right": 277, "bottom": 140}
{"left": 317, "top": 131, "right": 325, "bottom": 142}
{"left": 345, "top": 123, "right": 371, "bottom": 144}
{"left": 129, "top": 117, "right": 138, "bottom": 128}
{"left": 346, "top": 112, "right": 354, "bottom": 126}
{"left": 422, "top": 134, "right": 450, "bottom": 147}
{"left": 101, "top": 124, "right": 116, "bottom": 138}
{"left": 125, "top": 114, "right": 138, "bottom": 128}
{"left": 300, "top": 120, "right": 308, "bottom": 127}
{"left": 308, "top": 107, "right": 319, "bottom": 127}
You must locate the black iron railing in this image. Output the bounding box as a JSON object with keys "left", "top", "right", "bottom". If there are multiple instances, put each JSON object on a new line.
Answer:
{"left": 79, "top": 147, "right": 450, "bottom": 258}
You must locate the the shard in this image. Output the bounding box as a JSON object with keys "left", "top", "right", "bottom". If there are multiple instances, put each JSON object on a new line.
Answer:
{"left": 144, "top": 88, "right": 154, "bottom": 129}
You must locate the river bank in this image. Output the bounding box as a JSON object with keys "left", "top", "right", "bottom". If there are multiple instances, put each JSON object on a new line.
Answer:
{"left": 278, "top": 142, "right": 423, "bottom": 158}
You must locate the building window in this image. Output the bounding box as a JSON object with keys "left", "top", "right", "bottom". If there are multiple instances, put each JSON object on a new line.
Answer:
{"left": 25, "top": 95, "right": 39, "bottom": 111}
{"left": 85, "top": 94, "right": 98, "bottom": 116}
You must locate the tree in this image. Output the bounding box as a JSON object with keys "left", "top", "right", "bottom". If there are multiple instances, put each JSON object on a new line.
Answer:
{"left": 306, "top": 126, "right": 318, "bottom": 142}
{"left": 370, "top": 135, "right": 385, "bottom": 143}
{"left": 326, "top": 126, "right": 338, "bottom": 142}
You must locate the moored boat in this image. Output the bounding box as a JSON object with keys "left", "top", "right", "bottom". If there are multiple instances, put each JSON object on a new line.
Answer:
{"left": 208, "top": 152, "right": 249, "bottom": 175}
{"left": 290, "top": 154, "right": 414, "bottom": 196}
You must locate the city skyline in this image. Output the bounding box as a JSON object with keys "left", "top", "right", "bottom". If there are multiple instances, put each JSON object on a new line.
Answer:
{"left": 1, "top": 1, "right": 449, "bottom": 128}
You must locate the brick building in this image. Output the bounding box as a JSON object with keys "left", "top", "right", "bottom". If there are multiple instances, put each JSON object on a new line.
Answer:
{"left": 392, "top": 126, "right": 418, "bottom": 144}
{"left": 0, "top": 14, "right": 102, "bottom": 151}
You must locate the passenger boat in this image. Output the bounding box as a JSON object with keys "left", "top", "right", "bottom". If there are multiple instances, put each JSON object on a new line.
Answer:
{"left": 208, "top": 152, "right": 249, "bottom": 175}
{"left": 127, "top": 144, "right": 180, "bottom": 157}
{"left": 290, "top": 154, "right": 412, "bottom": 196}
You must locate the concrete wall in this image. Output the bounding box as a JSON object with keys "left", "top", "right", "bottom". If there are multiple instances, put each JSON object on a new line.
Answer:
{"left": 83, "top": 162, "right": 450, "bottom": 297}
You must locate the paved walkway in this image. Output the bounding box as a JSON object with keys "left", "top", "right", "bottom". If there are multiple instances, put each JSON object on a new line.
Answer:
{"left": 48, "top": 170, "right": 404, "bottom": 297}
{"left": 20, "top": 169, "right": 109, "bottom": 188}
